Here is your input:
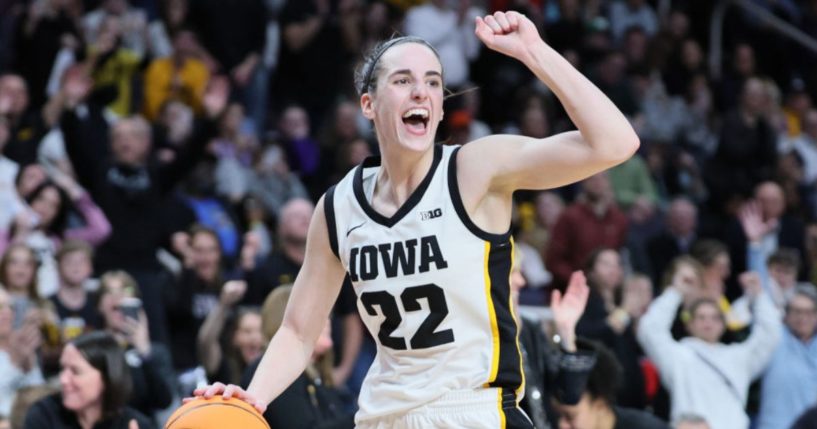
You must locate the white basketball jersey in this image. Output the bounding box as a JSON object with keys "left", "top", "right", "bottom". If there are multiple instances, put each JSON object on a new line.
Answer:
{"left": 324, "top": 144, "right": 524, "bottom": 423}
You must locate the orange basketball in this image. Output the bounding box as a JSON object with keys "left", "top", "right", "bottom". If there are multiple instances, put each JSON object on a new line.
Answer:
{"left": 165, "top": 396, "right": 270, "bottom": 429}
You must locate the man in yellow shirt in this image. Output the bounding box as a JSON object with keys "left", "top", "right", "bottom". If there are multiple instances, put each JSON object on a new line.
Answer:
{"left": 143, "top": 28, "right": 209, "bottom": 121}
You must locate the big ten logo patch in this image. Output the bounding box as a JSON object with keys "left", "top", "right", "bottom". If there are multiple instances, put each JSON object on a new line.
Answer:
{"left": 420, "top": 208, "right": 442, "bottom": 221}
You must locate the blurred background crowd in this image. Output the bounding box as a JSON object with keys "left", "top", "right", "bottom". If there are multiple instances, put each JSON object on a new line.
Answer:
{"left": 0, "top": 0, "right": 816, "bottom": 428}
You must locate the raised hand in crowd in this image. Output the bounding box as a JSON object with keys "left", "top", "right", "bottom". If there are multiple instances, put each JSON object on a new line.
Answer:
{"left": 551, "top": 270, "right": 590, "bottom": 352}
{"left": 203, "top": 75, "right": 230, "bottom": 118}
{"left": 739, "top": 271, "right": 763, "bottom": 299}
{"left": 8, "top": 310, "right": 42, "bottom": 373}
{"left": 672, "top": 263, "right": 702, "bottom": 303}
{"left": 121, "top": 308, "right": 152, "bottom": 357}
{"left": 47, "top": 167, "right": 84, "bottom": 201}
{"left": 219, "top": 280, "right": 247, "bottom": 307}
{"left": 240, "top": 232, "right": 262, "bottom": 271}
{"left": 171, "top": 231, "right": 194, "bottom": 267}
{"left": 42, "top": 65, "right": 93, "bottom": 127}
{"left": 739, "top": 201, "right": 777, "bottom": 244}
{"left": 622, "top": 275, "right": 653, "bottom": 320}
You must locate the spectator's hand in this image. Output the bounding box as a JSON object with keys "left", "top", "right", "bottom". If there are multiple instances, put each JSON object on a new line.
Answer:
{"left": 9, "top": 313, "right": 42, "bottom": 372}
{"left": 240, "top": 232, "right": 261, "bottom": 271}
{"left": 739, "top": 201, "right": 777, "bottom": 243}
{"left": 49, "top": 168, "right": 84, "bottom": 200}
{"left": 551, "top": 270, "right": 589, "bottom": 352}
{"left": 220, "top": 280, "right": 247, "bottom": 306}
{"left": 171, "top": 231, "right": 192, "bottom": 263}
{"left": 739, "top": 271, "right": 762, "bottom": 299}
{"left": 61, "top": 66, "right": 93, "bottom": 109}
{"left": 475, "top": 11, "right": 541, "bottom": 64}
{"left": 672, "top": 267, "right": 702, "bottom": 305}
{"left": 188, "top": 382, "right": 267, "bottom": 414}
{"left": 231, "top": 61, "right": 254, "bottom": 88}
{"left": 124, "top": 309, "right": 152, "bottom": 357}
{"left": 203, "top": 76, "right": 230, "bottom": 118}
{"left": 128, "top": 419, "right": 139, "bottom": 429}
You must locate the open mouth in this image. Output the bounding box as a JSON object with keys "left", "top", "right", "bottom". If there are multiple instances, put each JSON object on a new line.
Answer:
{"left": 402, "top": 108, "right": 430, "bottom": 135}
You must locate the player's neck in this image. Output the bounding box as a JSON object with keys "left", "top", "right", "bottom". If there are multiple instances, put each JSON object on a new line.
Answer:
{"left": 376, "top": 146, "right": 434, "bottom": 207}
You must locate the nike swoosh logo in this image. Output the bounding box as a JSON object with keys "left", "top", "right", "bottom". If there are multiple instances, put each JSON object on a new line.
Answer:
{"left": 346, "top": 221, "right": 366, "bottom": 237}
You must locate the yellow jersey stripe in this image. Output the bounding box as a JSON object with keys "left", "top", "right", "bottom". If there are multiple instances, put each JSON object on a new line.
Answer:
{"left": 484, "top": 241, "right": 500, "bottom": 385}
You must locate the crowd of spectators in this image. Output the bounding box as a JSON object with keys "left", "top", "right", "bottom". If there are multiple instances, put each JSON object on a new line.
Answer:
{"left": 0, "top": 0, "right": 816, "bottom": 427}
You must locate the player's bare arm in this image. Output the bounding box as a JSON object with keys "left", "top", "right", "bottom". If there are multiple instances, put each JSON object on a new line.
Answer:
{"left": 457, "top": 11, "right": 639, "bottom": 232}
{"left": 197, "top": 195, "right": 347, "bottom": 412}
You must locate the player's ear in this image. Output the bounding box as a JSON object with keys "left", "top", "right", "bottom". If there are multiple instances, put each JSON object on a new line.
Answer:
{"left": 361, "top": 93, "right": 375, "bottom": 120}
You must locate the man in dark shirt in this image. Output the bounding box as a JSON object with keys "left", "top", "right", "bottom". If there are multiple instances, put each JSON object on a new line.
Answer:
{"left": 244, "top": 198, "right": 313, "bottom": 305}
{"left": 0, "top": 74, "right": 49, "bottom": 166}
{"left": 555, "top": 340, "right": 669, "bottom": 429}
{"left": 59, "top": 71, "right": 228, "bottom": 343}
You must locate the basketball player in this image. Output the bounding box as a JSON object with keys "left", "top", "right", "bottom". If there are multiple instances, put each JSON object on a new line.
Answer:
{"left": 195, "top": 11, "right": 638, "bottom": 428}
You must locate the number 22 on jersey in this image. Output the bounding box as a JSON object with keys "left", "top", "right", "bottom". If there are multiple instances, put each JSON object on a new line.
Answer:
{"left": 360, "top": 283, "right": 455, "bottom": 350}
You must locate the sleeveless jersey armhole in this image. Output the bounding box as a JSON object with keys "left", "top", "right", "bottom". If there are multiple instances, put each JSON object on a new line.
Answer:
{"left": 324, "top": 185, "right": 340, "bottom": 260}
{"left": 446, "top": 146, "right": 512, "bottom": 244}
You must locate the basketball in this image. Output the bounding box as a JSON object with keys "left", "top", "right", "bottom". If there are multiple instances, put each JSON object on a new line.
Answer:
{"left": 164, "top": 396, "right": 270, "bottom": 429}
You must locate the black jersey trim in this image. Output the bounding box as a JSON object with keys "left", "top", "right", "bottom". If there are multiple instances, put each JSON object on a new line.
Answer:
{"left": 324, "top": 185, "right": 340, "bottom": 260}
{"left": 485, "top": 240, "right": 524, "bottom": 394}
{"left": 447, "top": 146, "right": 512, "bottom": 243}
{"left": 352, "top": 145, "right": 443, "bottom": 228}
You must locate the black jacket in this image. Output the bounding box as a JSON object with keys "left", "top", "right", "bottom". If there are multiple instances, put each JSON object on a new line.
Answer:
{"left": 24, "top": 394, "right": 154, "bottom": 429}
{"left": 518, "top": 317, "right": 596, "bottom": 428}
{"left": 60, "top": 108, "right": 214, "bottom": 273}
{"left": 241, "top": 360, "right": 355, "bottom": 429}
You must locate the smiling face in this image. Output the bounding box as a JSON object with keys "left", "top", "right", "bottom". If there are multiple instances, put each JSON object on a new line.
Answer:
{"left": 2, "top": 246, "right": 37, "bottom": 295}
{"left": 785, "top": 293, "right": 817, "bottom": 341}
{"left": 361, "top": 42, "right": 444, "bottom": 154}
{"left": 232, "top": 312, "right": 264, "bottom": 365}
{"left": 59, "top": 344, "right": 105, "bottom": 413}
{"left": 687, "top": 300, "right": 725, "bottom": 343}
{"left": 30, "top": 185, "right": 62, "bottom": 228}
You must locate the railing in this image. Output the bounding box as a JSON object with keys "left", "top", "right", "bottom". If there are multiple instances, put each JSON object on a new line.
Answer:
{"left": 707, "top": 0, "right": 817, "bottom": 80}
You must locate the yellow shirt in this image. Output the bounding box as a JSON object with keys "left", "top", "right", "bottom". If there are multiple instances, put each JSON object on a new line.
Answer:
{"left": 143, "top": 57, "right": 210, "bottom": 120}
{"left": 89, "top": 48, "right": 141, "bottom": 116}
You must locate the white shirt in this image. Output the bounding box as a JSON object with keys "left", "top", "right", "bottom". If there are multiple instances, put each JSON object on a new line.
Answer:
{"left": 638, "top": 288, "right": 781, "bottom": 429}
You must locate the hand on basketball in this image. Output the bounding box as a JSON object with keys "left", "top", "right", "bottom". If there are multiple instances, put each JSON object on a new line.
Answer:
{"left": 475, "top": 11, "right": 542, "bottom": 64}
{"left": 189, "top": 382, "right": 267, "bottom": 414}
{"left": 551, "top": 270, "right": 590, "bottom": 352}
